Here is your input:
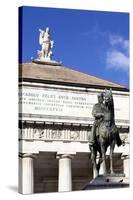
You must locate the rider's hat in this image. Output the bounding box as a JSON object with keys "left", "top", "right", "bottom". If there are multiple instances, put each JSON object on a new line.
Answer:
{"left": 98, "top": 93, "right": 104, "bottom": 98}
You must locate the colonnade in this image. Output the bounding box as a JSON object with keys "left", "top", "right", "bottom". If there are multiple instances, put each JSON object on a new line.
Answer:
{"left": 19, "top": 152, "right": 129, "bottom": 194}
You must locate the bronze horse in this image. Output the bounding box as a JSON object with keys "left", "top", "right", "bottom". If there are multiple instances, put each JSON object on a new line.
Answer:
{"left": 89, "top": 89, "right": 122, "bottom": 177}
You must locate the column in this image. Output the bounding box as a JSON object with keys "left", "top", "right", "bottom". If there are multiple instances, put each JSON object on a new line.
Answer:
{"left": 122, "top": 154, "right": 129, "bottom": 178}
{"left": 19, "top": 153, "right": 36, "bottom": 194}
{"left": 56, "top": 154, "right": 73, "bottom": 192}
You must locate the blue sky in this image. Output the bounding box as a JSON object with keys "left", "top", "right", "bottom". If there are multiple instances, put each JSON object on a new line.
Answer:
{"left": 20, "top": 6, "right": 129, "bottom": 87}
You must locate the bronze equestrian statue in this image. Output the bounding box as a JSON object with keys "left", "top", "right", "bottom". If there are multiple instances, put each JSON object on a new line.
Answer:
{"left": 89, "top": 89, "right": 122, "bottom": 177}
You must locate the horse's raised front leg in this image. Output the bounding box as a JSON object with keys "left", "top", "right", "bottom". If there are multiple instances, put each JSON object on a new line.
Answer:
{"left": 93, "top": 155, "right": 98, "bottom": 178}
{"left": 110, "top": 140, "right": 115, "bottom": 174}
{"left": 101, "top": 144, "right": 107, "bottom": 175}
{"left": 97, "top": 152, "right": 103, "bottom": 174}
{"left": 90, "top": 146, "right": 98, "bottom": 178}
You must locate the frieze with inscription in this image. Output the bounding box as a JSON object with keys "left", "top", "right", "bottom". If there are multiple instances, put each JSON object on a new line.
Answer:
{"left": 19, "top": 87, "right": 129, "bottom": 124}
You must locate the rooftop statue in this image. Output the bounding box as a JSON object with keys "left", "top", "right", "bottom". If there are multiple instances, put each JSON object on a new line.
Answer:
{"left": 89, "top": 89, "right": 123, "bottom": 177}
{"left": 38, "top": 27, "right": 54, "bottom": 61}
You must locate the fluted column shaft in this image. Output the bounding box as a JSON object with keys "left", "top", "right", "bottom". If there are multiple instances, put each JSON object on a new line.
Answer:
{"left": 122, "top": 155, "right": 129, "bottom": 178}
{"left": 57, "top": 154, "right": 73, "bottom": 192}
{"left": 19, "top": 153, "right": 35, "bottom": 194}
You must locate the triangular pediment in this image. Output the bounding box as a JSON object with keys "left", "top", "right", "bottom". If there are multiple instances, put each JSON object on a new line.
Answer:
{"left": 19, "top": 62, "right": 128, "bottom": 91}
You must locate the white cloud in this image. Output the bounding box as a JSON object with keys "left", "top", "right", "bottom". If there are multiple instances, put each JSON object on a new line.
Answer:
{"left": 106, "top": 35, "right": 129, "bottom": 72}
{"left": 106, "top": 50, "right": 129, "bottom": 71}
{"left": 109, "top": 35, "right": 129, "bottom": 54}
{"left": 110, "top": 35, "right": 123, "bottom": 45}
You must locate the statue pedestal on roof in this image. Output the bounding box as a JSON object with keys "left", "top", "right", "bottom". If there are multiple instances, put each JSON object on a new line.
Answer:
{"left": 33, "top": 58, "right": 62, "bottom": 66}
{"left": 33, "top": 27, "right": 62, "bottom": 66}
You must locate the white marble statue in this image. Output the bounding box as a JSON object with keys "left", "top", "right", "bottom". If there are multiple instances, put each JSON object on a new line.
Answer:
{"left": 38, "top": 27, "right": 54, "bottom": 60}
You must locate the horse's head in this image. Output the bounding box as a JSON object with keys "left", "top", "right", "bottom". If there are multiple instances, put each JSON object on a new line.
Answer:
{"left": 104, "top": 89, "right": 113, "bottom": 106}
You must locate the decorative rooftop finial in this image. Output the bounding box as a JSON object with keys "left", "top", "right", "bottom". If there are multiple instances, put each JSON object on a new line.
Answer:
{"left": 33, "top": 27, "right": 62, "bottom": 66}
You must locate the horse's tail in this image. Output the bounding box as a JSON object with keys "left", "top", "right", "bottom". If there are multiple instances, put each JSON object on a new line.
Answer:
{"left": 116, "top": 129, "right": 122, "bottom": 147}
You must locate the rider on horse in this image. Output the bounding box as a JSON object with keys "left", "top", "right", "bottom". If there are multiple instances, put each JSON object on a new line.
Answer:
{"left": 89, "top": 92, "right": 105, "bottom": 146}
{"left": 89, "top": 89, "right": 122, "bottom": 176}
{"left": 89, "top": 91, "right": 122, "bottom": 147}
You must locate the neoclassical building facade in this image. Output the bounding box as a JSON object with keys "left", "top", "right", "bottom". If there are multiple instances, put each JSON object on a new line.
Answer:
{"left": 19, "top": 61, "right": 129, "bottom": 194}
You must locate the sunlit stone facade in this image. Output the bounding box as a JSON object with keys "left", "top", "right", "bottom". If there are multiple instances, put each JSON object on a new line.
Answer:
{"left": 19, "top": 62, "right": 129, "bottom": 194}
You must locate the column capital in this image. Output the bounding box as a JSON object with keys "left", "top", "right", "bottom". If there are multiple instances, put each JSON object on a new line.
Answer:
{"left": 56, "top": 153, "right": 75, "bottom": 160}
{"left": 19, "top": 153, "right": 37, "bottom": 159}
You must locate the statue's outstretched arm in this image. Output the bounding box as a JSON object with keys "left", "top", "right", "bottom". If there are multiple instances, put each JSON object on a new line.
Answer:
{"left": 39, "top": 30, "right": 44, "bottom": 45}
{"left": 39, "top": 28, "right": 43, "bottom": 32}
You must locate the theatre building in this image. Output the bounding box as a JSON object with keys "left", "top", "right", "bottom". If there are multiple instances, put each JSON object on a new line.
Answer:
{"left": 19, "top": 51, "right": 129, "bottom": 194}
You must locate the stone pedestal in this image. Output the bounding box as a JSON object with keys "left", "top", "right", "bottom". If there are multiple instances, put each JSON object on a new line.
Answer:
{"left": 56, "top": 154, "right": 73, "bottom": 192}
{"left": 33, "top": 59, "right": 62, "bottom": 66}
{"left": 83, "top": 174, "right": 129, "bottom": 190}
{"left": 19, "top": 153, "right": 36, "bottom": 194}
